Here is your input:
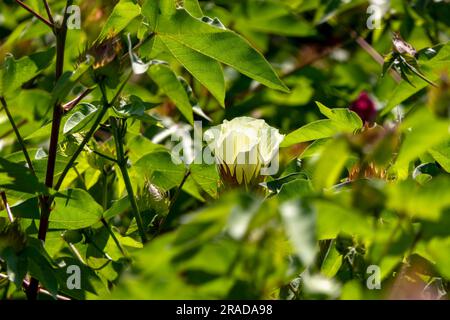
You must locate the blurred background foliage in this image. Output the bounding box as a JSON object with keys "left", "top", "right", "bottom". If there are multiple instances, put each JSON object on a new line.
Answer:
{"left": 0, "top": 0, "right": 449, "bottom": 300}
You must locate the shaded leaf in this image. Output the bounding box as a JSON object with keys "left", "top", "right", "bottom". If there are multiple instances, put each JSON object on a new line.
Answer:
{"left": 50, "top": 189, "right": 103, "bottom": 230}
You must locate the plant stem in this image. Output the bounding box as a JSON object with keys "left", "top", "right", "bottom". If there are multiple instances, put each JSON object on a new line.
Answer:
{"left": 102, "top": 170, "right": 109, "bottom": 210}
{"left": 27, "top": 1, "right": 72, "bottom": 300}
{"left": 101, "top": 218, "right": 126, "bottom": 257}
{"left": 0, "top": 274, "right": 71, "bottom": 300}
{"left": 0, "top": 118, "right": 27, "bottom": 140}
{"left": 42, "top": 0, "right": 54, "bottom": 25}
{"left": 100, "top": 170, "right": 126, "bottom": 256}
{"left": 44, "top": 0, "right": 73, "bottom": 190}
{"left": 157, "top": 169, "right": 190, "bottom": 234}
{"left": 54, "top": 104, "right": 109, "bottom": 191}
{"left": 62, "top": 87, "right": 94, "bottom": 112}
{"left": 14, "top": 0, "right": 54, "bottom": 29}
{"left": 111, "top": 118, "right": 147, "bottom": 244}
{"left": 93, "top": 150, "right": 118, "bottom": 163}
{"left": 0, "top": 97, "right": 36, "bottom": 176}
{"left": 55, "top": 72, "right": 131, "bottom": 191}
{"left": 168, "top": 169, "right": 191, "bottom": 213}
{"left": 350, "top": 30, "right": 402, "bottom": 83}
{"left": 0, "top": 191, "right": 14, "bottom": 223}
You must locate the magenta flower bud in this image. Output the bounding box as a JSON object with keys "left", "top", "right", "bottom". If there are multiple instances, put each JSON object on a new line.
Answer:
{"left": 349, "top": 92, "right": 377, "bottom": 124}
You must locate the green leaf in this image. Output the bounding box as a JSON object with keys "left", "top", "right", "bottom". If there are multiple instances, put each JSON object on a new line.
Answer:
{"left": 427, "top": 236, "right": 450, "bottom": 279}
{"left": 112, "top": 95, "right": 159, "bottom": 122}
{"left": 148, "top": 63, "right": 194, "bottom": 124}
{"left": 25, "top": 245, "right": 58, "bottom": 297}
{"left": 278, "top": 179, "right": 314, "bottom": 201}
{"left": 320, "top": 240, "right": 342, "bottom": 278}
{"left": 95, "top": 0, "right": 141, "bottom": 43}
{"left": 51, "top": 58, "right": 93, "bottom": 105}
{"left": 315, "top": 200, "right": 373, "bottom": 240}
{"left": 50, "top": 189, "right": 103, "bottom": 229}
{"left": 127, "top": 134, "right": 167, "bottom": 163}
{"left": 281, "top": 102, "right": 362, "bottom": 148}
{"left": 382, "top": 52, "right": 395, "bottom": 77}
{"left": 103, "top": 196, "right": 130, "bottom": 220}
{"left": 316, "top": 102, "right": 362, "bottom": 129}
{"left": 382, "top": 42, "right": 450, "bottom": 115}
{"left": 55, "top": 257, "right": 107, "bottom": 299}
{"left": 312, "top": 138, "right": 349, "bottom": 190}
{"left": 134, "top": 151, "right": 186, "bottom": 191}
{"left": 262, "top": 173, "right": 307, "bottom": 194}
{"left": 395, "top": 108, "right": 449, "bottom": 170}
{"left": 188, "top": 163, "right": 220, "bottom": 199}
{"left": 1, "top": 197, "right": 40, "bottom": 220}
{"left": 0, "top": 48, "right": 55, "bottom": 97}
{"left": 429, "top": 140, "right": 450, "bottom": 173}
{"left": 0, "top": 158, "right": 47, "bottom": 195}
{"left": 2, "top": 247, "right": 28, "bottom": 288}
{"left": 63, "top": 103, "right": 98, "bottom": 134}
{"left": 387, "top": 177, "right": 450, "bottom": 221}
{"left": 281, "top": 120, "right": 344, "bottom": 147}
{"left": 144, "top": 8, "right": 288, "bottom": 92}
{"left": 234, "top": 1, "right": 316, "bottom": 37}
{"left": 161, "top": 37, "right": 225, "bottom": 107}
{"left": 183, "top": 0, "right": 203, "bottom": 18}
{"left": 142, "top": 0, "right": 176, "bottom": 32}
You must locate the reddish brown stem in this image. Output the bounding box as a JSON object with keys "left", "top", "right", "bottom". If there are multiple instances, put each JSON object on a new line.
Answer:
{"left": 14, "top": 0, "right": 53, "bottom": 28}
{"left": 42, "top": 0, "right": 54, "bottom": 25}
{"left": 63, "top": 88, "right": 94, "bottom": 112}
{"left": 27, "top": 0, "right": 73, "bottom": 300}
{"left": 351, "top": 30, "right": 402, "bottom": 83}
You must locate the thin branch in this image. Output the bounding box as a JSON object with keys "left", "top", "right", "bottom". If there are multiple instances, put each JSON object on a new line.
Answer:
{"left": 27, "top": 0, "right": 73, "bottom": 301}
{"left": 73, "top": 166, "right": 87, "bottom": 189}
{"left": 350, "top": 30, "right": 402, "bottom": 83}
{"left": 1, "top": 191, "right": 14, "bottom": 223}
{"left": 0, "top": 119, "right": 27, "bottom": 140}
{"left": 0, "top": 97, "right": 36, "bottom": 176}
{"left": 168, "top": 169, "right": 191, "bottom": 213}
{"left": 54, "top": 104, "right": 110, "bottom": 191}
{"left": 157, "top": 169, "right": 191, "bottom": 234}
{"left": 63, "top": 88, "right": 94, "bottom": 112}
{"left": 111, "top": 71, "right": 134, "bottom": 105}
{"left": 23, "top": 279, "right": 71, "bottom": 301}
{"left": 111, "top": 117, "right": 147, "bottom": 244}
{"left": 42, "top": 0, "right": 54, "bottom": 25}
{"left": 0, "top": 273, "right": 71, "bottom": 300}
{"left": 54, "top": 72, "right": 131, "bottom": 191}
{"left": 14, "top": 0, "right": 53, "bottom": 28}
{"left": 101, "top": 218, "right": 127, "bottom": 257}
{"left": 100, "top": 171, "right": 126, "bottom": 257}
{"left": 98, "top": 73, "right": 147, "bottom": 244}
{"left": 92, "top": 150, "right": 118, "bottom": 163}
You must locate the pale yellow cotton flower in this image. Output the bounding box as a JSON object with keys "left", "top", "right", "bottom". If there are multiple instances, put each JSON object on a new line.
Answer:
{"left": 204, "top": 117, "right": 284, "bottom": 186}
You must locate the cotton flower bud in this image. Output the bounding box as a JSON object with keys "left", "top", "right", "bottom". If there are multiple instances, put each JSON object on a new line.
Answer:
{"left": 204, "top": 117, "right": 284, "bottom": 187}
{"left": 349, "top": 92, "right": 377, "bottom": 125}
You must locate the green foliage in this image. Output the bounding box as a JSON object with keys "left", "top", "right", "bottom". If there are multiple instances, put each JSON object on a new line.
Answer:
{"left": 281, "top": 102, "right": 362, "bottom": 147}
{"left": 0, "top": 0, "right": 449, "bottom": 301}
{"left": 148, "top": 63, "right": 195, "bottom": 123}
{"left": 50, "top": 189, "right": 103, "bottom": 229}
